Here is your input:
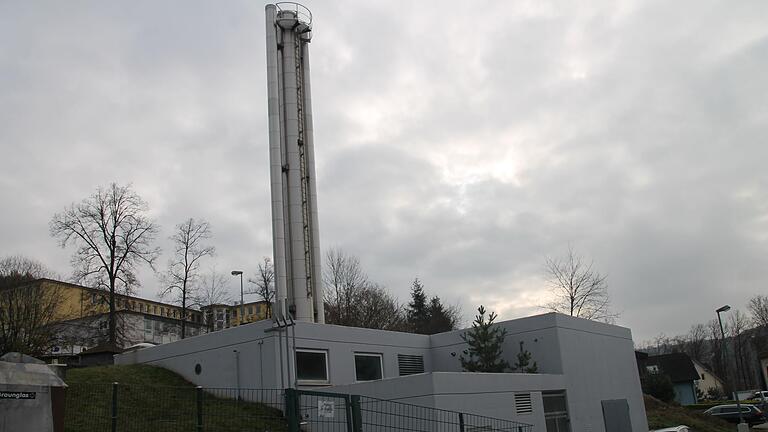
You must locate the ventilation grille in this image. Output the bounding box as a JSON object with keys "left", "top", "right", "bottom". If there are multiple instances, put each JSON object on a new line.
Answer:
{"left": 515, "top": 393, "right": 533, "bottom": 414}
{"left": 397, "top": 354, "right": 425, "bottom": 376}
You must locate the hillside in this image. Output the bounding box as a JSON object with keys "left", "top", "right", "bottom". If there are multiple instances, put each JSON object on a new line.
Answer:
{"left": 645, "top": 394, "right": 733, "bottom": 432}
{"left": 65, "top": 365, "right": 287, "bottom": 432}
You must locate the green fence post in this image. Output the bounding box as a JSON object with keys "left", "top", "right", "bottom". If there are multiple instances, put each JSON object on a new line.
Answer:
{"left": 196, "top": 386, "right": 203, "bottom": 432}
{"left": 458, "top": 412, "right": 465, "bottom": 432}
{"left": 111, "top": 382, "right": 118, "bottom": 432}
{"left": 344, "top": 395, "right": 354, "bottom": 431}
{"left": 285, "top": 388, "right": 299, "bottom": 432}
{"left": 350, "top": 395, "right": 362, "bottom": 432}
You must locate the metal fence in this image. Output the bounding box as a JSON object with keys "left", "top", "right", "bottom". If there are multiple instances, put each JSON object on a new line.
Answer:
{"left": 65, "top": 383, "right": 286, "bottom": 432}
{"left": 286, "top": 389, "right": 533, "bottom": 432}
{"left": 356, "top": 395, "right": 533, "bottom": 432}
{"left": 65, "top": 384, "right": 533, "bottom": 432}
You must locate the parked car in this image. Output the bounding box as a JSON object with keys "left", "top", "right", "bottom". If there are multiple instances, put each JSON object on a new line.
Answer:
{"left": 753, "top": 391, "right": 768, "bottom": 400}
{"left": 704, "top": 404, "right": 767, "bottom": 426}
{"left": 650, "top": 426, "right": 690, "bottom": 432}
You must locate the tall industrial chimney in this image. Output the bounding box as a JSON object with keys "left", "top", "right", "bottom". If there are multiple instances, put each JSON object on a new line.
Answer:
{"left": 265, "top": 3, "right": 324, "bottom": 323}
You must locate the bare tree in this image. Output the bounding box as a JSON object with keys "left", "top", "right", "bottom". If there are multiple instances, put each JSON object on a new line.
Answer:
{"left": 748, "top": 295, "right": 768, "bottom": 329}
{"left": 196, "top": 269, "right": 232, "bottom": 307}
{"left": 247, "top": 257, "right": 274, "bottom": 318}
{"left": 683, "top": 323, "right": 708, "bottom": 364}
{"left": 159, "top": 218, "right": 215, "bottom": 339}
{"left": 708, "top": 317, "right": 731, "bottom": 390}
{"left": 196, "top": 268, "right": 232, "bottom": 332}
{"left": 0, "top": 255, "right": 59, "bottom": 279}
{"left": 543, "top": 246, "right": 618, "bottom": 322}
{"left": 355, "top": 283, "right": 407, "bottom": 331}
{"left": 323, "top": 248, "right": 369, "bottom": 325}
{"left": 50, "top": 183, "right": 160, "bottom": 346}
{"left": 0, "top": 256, "right": 62, "bottom": 356}
{"left": 322, "top": 248, "right": 405, "bottom": 330}
{"left": 729, "top": 309, "right": 753, "bottom": 389}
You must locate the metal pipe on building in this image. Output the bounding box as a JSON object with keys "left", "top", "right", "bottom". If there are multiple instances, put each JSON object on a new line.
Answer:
{"left": 265, "top": 4, "right": 289, "bottom": 320}
{"left": 264, "top": 3, "right": 323, "bottom": 323}
{"left": 300, "top": 41, "right": 325, "bottom": 323}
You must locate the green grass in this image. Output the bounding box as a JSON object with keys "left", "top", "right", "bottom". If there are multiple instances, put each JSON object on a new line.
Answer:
{"left": 66, "top": 364, "right": 194, "bottom": 386}
{"left": 65, "top": 365, "right": 288, "bottom": 432}
{"left": 645, "top": 394, "right": 735, "bottom": 432}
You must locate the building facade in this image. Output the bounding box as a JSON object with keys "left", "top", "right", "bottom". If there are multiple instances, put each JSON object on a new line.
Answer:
{"left": 25, "top": 279, "right": 267, "bottom": 360}
{"left": 116, "top": 312, "right": 649, "bottom": 432}
{"left": 693, "top": 359, "right": 726, "bottom": 398}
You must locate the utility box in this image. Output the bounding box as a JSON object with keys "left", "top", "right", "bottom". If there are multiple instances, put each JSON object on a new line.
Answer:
{"left": 0, "top": 352, "right": 67, "bottom": 432}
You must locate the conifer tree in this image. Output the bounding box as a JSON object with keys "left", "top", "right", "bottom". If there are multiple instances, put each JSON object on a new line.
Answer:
{"left": 460, "top": 306, "right": 511, "bottom": 372}
{"left": 425, "top": 296, "right": 455, "bottom": 334}
{"left": 513, "top": 341, "right": 538, "bottom": 373}
{"left": 407, "top": 279, "right": 429, "bottom": 333}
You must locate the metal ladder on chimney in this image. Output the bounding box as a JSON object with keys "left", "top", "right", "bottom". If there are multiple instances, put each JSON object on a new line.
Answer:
{"left": 294, "top": 35, "right": 314, "bottom": 301}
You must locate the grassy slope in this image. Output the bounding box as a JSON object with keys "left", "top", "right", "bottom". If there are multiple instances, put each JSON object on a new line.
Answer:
{"left": 645, "top": 394, "right": 734, "bottom": 432}
{"left": 65, "top": 365, "right": 287, "bottom": 432}
{"left": 66, "top": 364, "right": 194, "bottom": 386}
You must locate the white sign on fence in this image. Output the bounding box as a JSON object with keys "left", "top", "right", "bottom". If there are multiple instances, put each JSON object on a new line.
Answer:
{"left": 318, "top": 400, "right": 335, "bottom": 418}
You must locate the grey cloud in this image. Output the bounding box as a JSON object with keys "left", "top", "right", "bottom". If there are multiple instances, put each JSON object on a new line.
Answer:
{"left": 1, "top": 0, "right": 767, "bottom": 341}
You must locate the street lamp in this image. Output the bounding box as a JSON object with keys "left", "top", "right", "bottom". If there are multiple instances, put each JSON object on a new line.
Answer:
{"left": 232, "top": 270, "right": 244, "bottom": 326}
{"left": 716, "top": 305, "right": 745, "bottom": 427}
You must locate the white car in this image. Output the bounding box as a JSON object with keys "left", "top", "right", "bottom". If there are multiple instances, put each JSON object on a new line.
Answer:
{"left": 650, "top": 426, "right": 690, "bottom": 432}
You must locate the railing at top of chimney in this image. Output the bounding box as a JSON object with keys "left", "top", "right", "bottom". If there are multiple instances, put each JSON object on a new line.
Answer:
{"left": 275, "top": 2, "right": 312, "bottom": 28}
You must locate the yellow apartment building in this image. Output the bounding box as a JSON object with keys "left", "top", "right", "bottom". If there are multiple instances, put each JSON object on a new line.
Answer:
{"left": 29, "top": 279, "right": 270, "bottom": 360}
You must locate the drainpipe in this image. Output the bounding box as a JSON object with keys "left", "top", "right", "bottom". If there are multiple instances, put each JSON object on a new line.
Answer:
{"left": 233, "top": 349, "right": 241, "bottom": 401}
{"left": 258, "top": 340, "right": 264, "bottom": 388}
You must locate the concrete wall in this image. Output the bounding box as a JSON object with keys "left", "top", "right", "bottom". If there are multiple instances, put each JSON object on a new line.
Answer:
{"left": 430, "top": 313, "right": 564, "bottom": 374}
{"left": 430, "top": 313, "right": 648, "bottom": 432}
{"left": 115, "top": 312, "right": 648, "bottom": 432}
{"left": 552, "top": 314, "right": 648, "bottom": 432}
{"left": 327, "top": 372, "right": 567, "bottom": 432}
{"left": 289, "top": 322, "right": 430, "bottom": 387}
{"left": 115, "top": 320, "right": 432, "bottom": 390}
{"left": 116, "top": 320, "right": 281, "bottom": 389}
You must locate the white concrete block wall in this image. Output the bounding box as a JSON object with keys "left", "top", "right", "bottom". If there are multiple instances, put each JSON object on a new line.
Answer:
{"left": 552, "top": 314, "right": 649, "bottom": 432}
{"left": 114, "top": 313, "right": 648, "bottom": 432}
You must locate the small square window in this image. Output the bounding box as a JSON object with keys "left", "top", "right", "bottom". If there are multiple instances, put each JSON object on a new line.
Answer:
{"left": 296, "top": 349, "right": 329, "bottom": 384}
{"left": 354, "top": 353, "right": 383, "bottom": 382}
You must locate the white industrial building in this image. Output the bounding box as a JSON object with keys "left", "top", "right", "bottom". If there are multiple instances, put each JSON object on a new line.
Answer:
{"left": 115, "top": 5, "right": 650, "bottom": 431}
{"left": 116, "top": 312, "right": 648, "bottom": 432}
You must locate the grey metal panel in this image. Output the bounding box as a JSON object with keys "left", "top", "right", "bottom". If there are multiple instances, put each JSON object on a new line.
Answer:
{"left": 601, "top": 399, "right": 631, "bottom": 432}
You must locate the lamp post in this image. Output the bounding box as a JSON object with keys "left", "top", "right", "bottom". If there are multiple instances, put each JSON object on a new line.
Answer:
{"left": 232, "top": 270, "right": 244, "bottom": 325}
{"left": 716, "top": 305, "right": 745, "bottom": 427}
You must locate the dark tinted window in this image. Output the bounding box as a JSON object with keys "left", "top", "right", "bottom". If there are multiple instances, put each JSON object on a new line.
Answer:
{"left": 722, "top": 407, "right": 738, "bottom": 413}
{"left": 296, "top": 350, "right": 328, "bottom": 382}
{"left": 355, "top": 354, "right": 383, "bottom": 381}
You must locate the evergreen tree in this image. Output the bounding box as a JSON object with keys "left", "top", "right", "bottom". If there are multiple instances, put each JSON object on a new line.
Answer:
{"left": 641, "top": 372, "right": 675, "bottom": 403}
{"left": 425, "top": 296, "right": 458, "bottom": 335}
{"left": 460, "top": 306, "right": 511, "bottom": 372}
{"left": 513, "top": 341, "right": 538, "bottom": 373}
{"left": 407, "top": 279, "right": 430, "bottom": 334}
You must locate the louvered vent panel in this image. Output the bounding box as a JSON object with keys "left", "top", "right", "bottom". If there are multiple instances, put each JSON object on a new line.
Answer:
{"left": 397, "top": 354, "right": 425, "bottom": 376}
{"left": 515, "top": 393, "right": 533, "bottom": 414}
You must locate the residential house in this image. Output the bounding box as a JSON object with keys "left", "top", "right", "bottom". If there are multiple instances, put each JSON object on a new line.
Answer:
{"left": 638, "top": 352, "right": 701, "bottom": 405}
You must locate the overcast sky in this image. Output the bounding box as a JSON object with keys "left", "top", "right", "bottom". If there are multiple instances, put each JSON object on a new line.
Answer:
{"left": 1, "top": 0, "right": 767, "bottom": 343}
